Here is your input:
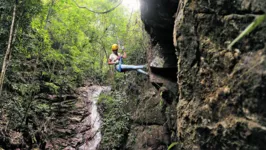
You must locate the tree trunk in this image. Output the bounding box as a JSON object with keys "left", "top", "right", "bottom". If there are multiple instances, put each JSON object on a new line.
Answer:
{"left": 0, "top": 3, "right": 17, "bottom": 96}
{"left": 45, "top": 0, "right": 55, "bottom": 29}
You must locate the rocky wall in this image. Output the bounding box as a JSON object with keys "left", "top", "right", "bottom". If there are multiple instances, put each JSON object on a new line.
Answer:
{"left": 122, "top": 1, "right": 181, "bottom": 149}
{"left": 125, "top": 84, "right": 177, "bottom": 150}
{"left": 140, "top": 0, "right": 266, "bottom": 149}
{"left": 140, "top": 0, "right": 179, "bottom": 88}
{"left": 174, "top": 0, "right": 266, "bottom": 149}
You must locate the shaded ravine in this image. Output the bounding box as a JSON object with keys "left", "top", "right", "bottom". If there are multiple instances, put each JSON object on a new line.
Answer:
{"left": 46, "top": 85, "right": 111, "bottom": 150}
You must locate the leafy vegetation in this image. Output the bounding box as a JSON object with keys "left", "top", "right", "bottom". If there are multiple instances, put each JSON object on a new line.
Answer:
{"left": 98, "top": 92, "right": 131, "bottom": 149}
{"left": 228, "top": 14, "right": 266, "bottom": 50}
{"left": 168, "top": 142, "right": 178, "bottom": 150}
{"left": 0, "top": 0, "right": 147, "bottom": 148}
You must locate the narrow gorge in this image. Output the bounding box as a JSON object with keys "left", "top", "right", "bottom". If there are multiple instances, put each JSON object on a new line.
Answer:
{"left": 1, "top": 0, "right": 266, "bottom": 149}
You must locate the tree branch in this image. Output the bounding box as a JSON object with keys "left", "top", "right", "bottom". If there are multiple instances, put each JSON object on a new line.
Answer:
{"left": 0, "top": 3, "right": 17, "bottom": 96}
{"left": 72, "top": 0, "right": 123, "bottom": 14}
{"left": 45, "top": 0, "right": 55, "bottom": 29}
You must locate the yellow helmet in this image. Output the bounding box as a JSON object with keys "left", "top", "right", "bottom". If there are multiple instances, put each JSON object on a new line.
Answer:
{"left": 112, "top": 44, "right": 119, "bottom": 51}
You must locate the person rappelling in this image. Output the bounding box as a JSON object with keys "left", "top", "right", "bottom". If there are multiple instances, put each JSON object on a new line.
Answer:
{"left": 108, "top": 44, "right": 148, "bottom": 75}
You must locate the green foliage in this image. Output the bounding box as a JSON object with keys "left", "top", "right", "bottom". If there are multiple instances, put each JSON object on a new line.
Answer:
{"left": 228, "top": 14, "right": 266, "bottom": 50}
{"left": 168, "top": 142, "right": 178, "bottom": 150}
{"left": 45, "top": 82, "right": 59, "bottom": 93}
{"left": 98, "top": 92, "right": 131, "bottom": 149}
{"left": 0, "top": 0, "right": 147, "bottom": 148}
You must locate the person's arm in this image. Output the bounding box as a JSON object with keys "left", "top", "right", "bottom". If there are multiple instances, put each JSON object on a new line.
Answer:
{"left": 108, "top": 54, "right": 117, "bottom": 65}
{"left": 108, "top": 59, "right": 117, "bottom": 65}
{"left": 122, "top": 51, "right": 127, "bottom": 58}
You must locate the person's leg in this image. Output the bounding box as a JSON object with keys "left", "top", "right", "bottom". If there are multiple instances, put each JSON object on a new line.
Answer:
{"left": 137, "top": 69, "right": 148, "bottom": 75}
{"left": 120, "top": 64, "right": 145, "bottom": 70}
{"left": 116, "top": 64, "right": 148, "bottom": 75}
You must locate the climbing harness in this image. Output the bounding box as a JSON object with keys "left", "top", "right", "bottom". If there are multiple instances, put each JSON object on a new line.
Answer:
{"left": 117, "top": 42, "right": 124, "bottom": 72}
{"left": 118, "top": 56, "right": 123, "bottom": 72}
{"left": 117, "top": 48, "right": 125, "bottom": 72}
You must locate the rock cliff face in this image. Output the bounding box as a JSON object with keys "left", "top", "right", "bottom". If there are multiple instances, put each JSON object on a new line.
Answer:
{"left": 125, "top": 84, "right": 177, "bottom": 150}
{"left": 45, "top": 86, "right": 110, "bottom": 150}
{"left": 123, "top": 1, "right": 180, "bottom": 149}
{"left": 141, "top": 0, "right": 178, "bottom": 89}
{"left": 141, "top": 0, "right": 266, "bottom": 149}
